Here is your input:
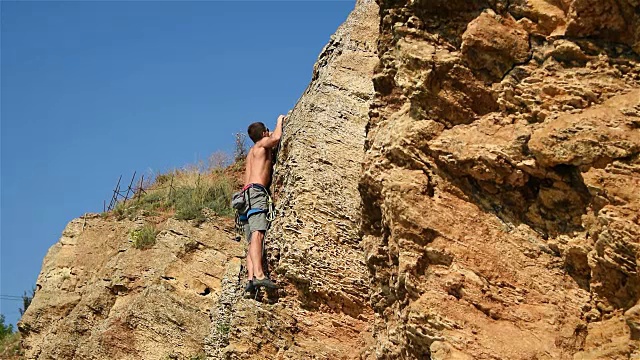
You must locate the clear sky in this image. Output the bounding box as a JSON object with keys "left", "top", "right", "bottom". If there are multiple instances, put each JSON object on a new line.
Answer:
{"left": 1, "top": 0, "right": 355, "bottom": 326}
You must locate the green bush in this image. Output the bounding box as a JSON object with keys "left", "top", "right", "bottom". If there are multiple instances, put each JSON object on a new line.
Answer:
{"left": 216, "top": 321, "right": 230, "bottom": 335}
{"left": 0, "top": 315, "right": 21, "bottom": 358}
{"left": 130, "top": 224, "right": 158, "bottom": 250}
{"left": 0, "top": 315, "right": 12, "bottom": 342}
{"left": 113, "top": 201, "right": 127, "bottom": 219}
{"left": 112, "top": 191, "right": 168, "bottom": 220}
{"left": 137, "top": 192, "right": 168, "bottom": 214}
{"left": 0, "top": 332, "right": 21, "bottom": 358}
{"left": 141, "top": 191, "right": 165, "bottom": 205}
{"left": 172, "top": 188, "right": 204, "bottom": 221}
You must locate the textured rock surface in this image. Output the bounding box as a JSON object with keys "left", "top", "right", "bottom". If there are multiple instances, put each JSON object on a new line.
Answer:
{"left": 19, "top": 214, "right": 243, "bottom": 359}
{"left": 361, "top": 0, "right": 640, "bottom": 358}
{"left": 208, "top": 1, "right": 380, "bottom": 359}
{"left": 20, "top": 0, "right": 640, "bottom": 359}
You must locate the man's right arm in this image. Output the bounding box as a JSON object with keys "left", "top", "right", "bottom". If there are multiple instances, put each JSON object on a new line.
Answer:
{"left": 243, "top": 150, "right": 251, "bottom": 186}
{"left": 259, "top": 115, "right": 285, "bottom": 149}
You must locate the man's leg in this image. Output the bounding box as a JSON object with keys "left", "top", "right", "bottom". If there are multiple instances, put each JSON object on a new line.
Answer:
{"left": 246, "top": 253, "right": 254, "bottom": 281}
{"left": 244, "top": 250, "right": 255, "bottom": 295}
{"left": 244, "top": 222, "right": 254, "bottom": 281}
{"left": 246, "top": 192, "right": 277, "bottom": 289}
{"left": 249, "top": 230, "right": 265, "bottom": 279}
{"left": 249, "top": 230, "right": 277, "bottom": 289}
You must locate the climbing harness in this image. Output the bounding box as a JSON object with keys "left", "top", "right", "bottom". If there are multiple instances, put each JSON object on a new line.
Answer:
{"left": 232, "top": 183, "right": 275, "bottom": 241}
{"left": 233, "top": 115, "right": 287, "bottom": 239}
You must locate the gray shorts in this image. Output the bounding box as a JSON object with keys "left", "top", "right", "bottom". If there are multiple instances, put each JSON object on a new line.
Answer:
{"left": 242, "top": 186, "right": 269, "bottom": 242}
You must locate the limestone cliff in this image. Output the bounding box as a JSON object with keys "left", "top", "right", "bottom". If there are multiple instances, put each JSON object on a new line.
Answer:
{"left": 360, "top": 0, "right": 640, "bottom": 358}
{"left": 20, "top": 0, "right": 640, "bottom": 359}
{"left": 207, "top": 0, "right": 380, "bottom": 358}
{"left": 19, "top": 214, "right": 244, "bottom": 359}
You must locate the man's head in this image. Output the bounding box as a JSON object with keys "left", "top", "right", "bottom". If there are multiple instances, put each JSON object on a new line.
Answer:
{"left": 248, "top": 122, "right": 269, "bottom": 143}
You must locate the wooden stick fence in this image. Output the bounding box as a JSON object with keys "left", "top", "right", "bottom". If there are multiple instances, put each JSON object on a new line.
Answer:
{"left": 104, "top": 172, "right": 177, "bottom": 212}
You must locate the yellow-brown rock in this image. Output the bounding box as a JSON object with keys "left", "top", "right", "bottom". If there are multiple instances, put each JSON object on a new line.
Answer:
{"left": 461, "top": 10, "right": 531, "bottom": 78}
{"left": 19, "top": 214, "right": 243, "bottom": 359}
{"left": 207, "top": 1, "right": 380, "bottom": 359}
{"left": 20, "top": 0, "right": 640, "bottom": 359}
{"left": 361, "top": 0, "right": 640, "bottom": 358}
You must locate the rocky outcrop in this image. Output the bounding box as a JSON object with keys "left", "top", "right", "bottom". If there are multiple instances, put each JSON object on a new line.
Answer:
{"left": 21, "top": 0, "right": 640, "bottom": 359}
{"left": 19, "top": 214, "right": 243, "bottom": 359}
{"left": 209, "top": 1, "right": 380, "bottom": 358}
{"left": 361, "top": 0, "right": 639, "bottom": 358}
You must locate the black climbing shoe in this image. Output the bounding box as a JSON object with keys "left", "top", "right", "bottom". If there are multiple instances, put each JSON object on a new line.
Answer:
{"left": 244, "top": 280, "right": 255, "bottom": 297}
{"left": 253, "top": 277, "right": 278, "bottom": 290}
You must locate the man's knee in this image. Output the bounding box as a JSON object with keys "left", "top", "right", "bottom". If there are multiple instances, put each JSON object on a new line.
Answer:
{"left": 249, "top": 230, "right": 265, "bottom": 242}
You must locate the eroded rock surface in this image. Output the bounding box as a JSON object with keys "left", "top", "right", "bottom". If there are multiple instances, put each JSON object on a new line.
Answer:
{"left": 361, "top": 0, "right": 640, "bottom": 358}
{"left": 209, "top": 1, "right": 380, "bottom": 359}
{"left": 20, "top": 1, "right": 640, "bottom": 359}
{"left": 19, "top": 214, "right": 243, "bottom": 360}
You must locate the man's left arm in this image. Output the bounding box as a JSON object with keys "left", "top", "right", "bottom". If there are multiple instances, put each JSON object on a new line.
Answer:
{"left": 260, "top": 115, "right": 285, "bottom": 149}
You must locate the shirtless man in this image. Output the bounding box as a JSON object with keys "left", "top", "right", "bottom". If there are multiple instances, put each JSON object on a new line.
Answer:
{"left": 242, "top": 115, "right": 285, "bottom": 292}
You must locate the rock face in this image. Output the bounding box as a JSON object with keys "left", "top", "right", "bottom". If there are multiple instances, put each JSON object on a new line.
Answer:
{"left": 208, "top": 1, "right": 380, "bottom": 359}
{"left": 19, "top": 214, "right": 243, "bottom": 359}
{"left": 361, "top": 0, "right": 640, "bottom": 358}
{"left": 21, "top": 0, "right": 640, "bottom": 359}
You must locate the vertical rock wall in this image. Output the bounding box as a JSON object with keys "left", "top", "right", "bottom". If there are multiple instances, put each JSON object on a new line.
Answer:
{"left": 211, "top": 1, "right": 380, "bottom": 358}
{"left": 361, "top": 0, "right": 640, "bottom": 358}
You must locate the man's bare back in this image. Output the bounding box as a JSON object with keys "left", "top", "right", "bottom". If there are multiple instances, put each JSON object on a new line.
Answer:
{"left": 244, "top": 146, "right": 273, "bottom": 187}
{"left": 244, "top": 115, "right": 285, "bottom": 187}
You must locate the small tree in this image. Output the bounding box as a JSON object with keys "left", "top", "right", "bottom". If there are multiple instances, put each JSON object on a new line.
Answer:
{"left": 233, "top": 133, "right": 248, "bottom": 163}
{"left": 208, "top": 151, "right": 231, "bottom": 172}
{"left": 19, "top": 287, "right": 35, "bottom": 317}
{"left": 0, "top": 315, "right": 13, "bottom": 342}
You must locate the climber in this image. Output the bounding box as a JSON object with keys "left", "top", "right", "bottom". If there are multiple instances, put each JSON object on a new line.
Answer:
{"left": 240, "top": 114, "right": 285, "bottom": 293}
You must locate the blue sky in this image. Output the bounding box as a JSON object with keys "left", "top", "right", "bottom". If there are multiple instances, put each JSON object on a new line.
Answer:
{"left": 1, "top": 0, "right": 355, "bottom": 326}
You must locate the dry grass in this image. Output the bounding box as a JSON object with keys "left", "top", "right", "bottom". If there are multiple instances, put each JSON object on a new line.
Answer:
{"left": 111, "top": 153, "right": 244, "bottom": 223}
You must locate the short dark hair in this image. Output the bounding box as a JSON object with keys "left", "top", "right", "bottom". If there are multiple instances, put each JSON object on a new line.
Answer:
{"left": 248, "top": 122, "right": 267, "bottom": 143}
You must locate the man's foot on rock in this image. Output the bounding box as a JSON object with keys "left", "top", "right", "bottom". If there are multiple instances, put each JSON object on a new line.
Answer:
{"left": 253, "top": 277, "right": 278, "bottom": 290}
{"left": 244, "top": 280, "right": 255, "bottom": 297}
